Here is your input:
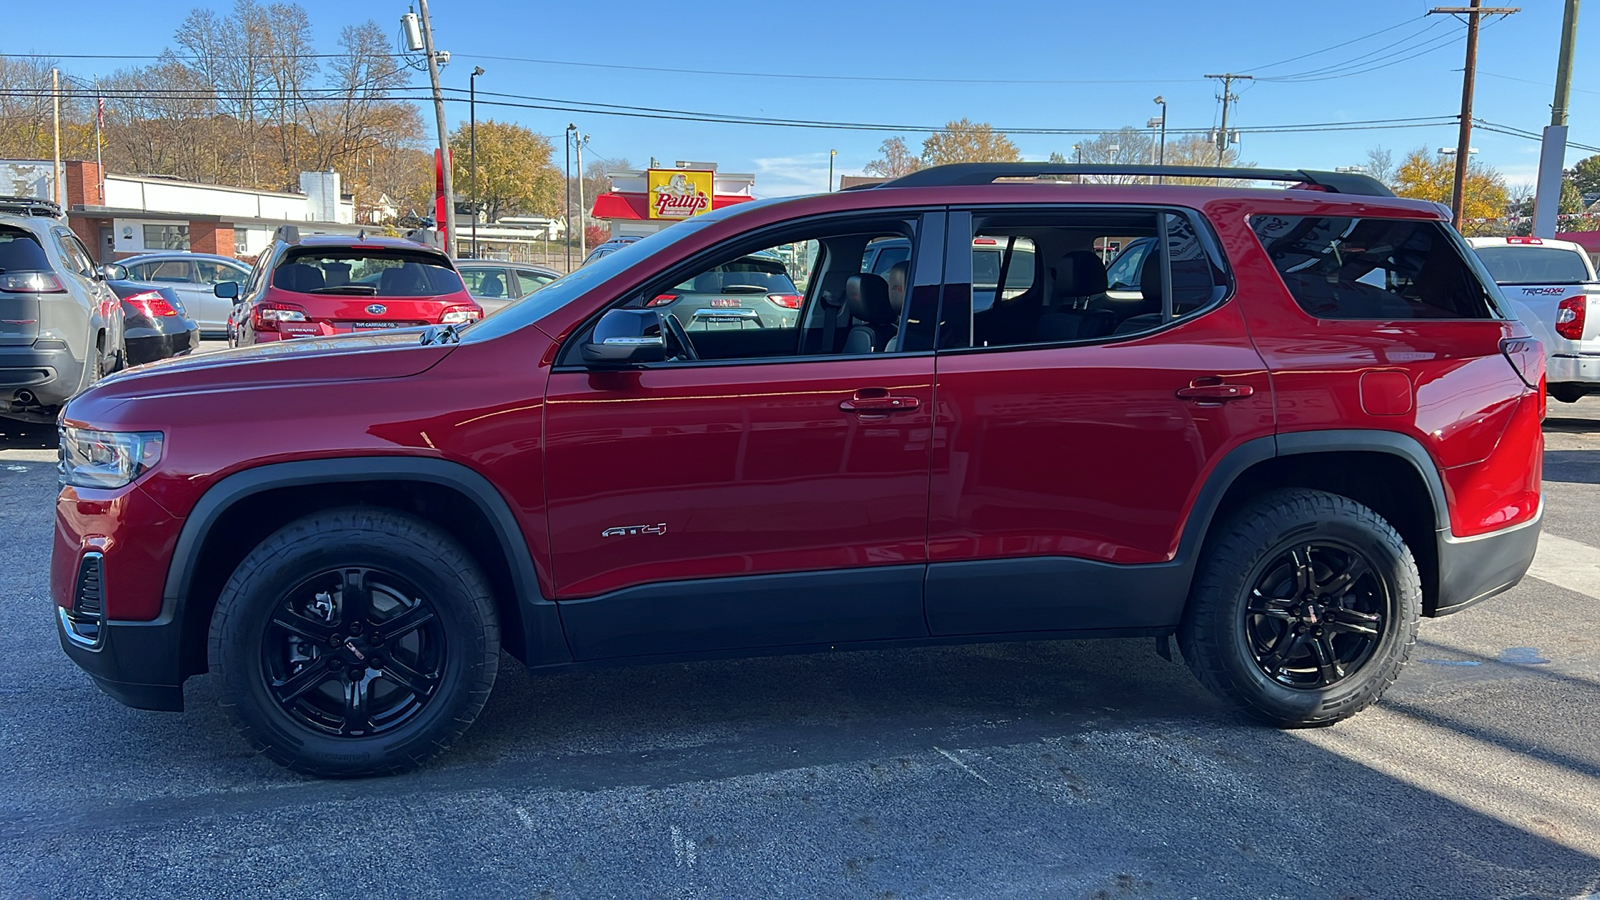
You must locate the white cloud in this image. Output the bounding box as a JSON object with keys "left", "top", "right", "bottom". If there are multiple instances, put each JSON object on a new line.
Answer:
{"left": 751, "top": 152, "right": 838, "bottom": 198}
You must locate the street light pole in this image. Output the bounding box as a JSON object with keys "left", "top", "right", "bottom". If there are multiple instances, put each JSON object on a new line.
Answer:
{"left": 1153, "top": 96, "right": 1168, "bottom": 183}
{"left": 829, "top": 149, "right": 836, "bottom": 191}
{"left": 575, "top": 132, "right": 589, "bottom": 261}
{"left": 564, "top": 124, "right": 574, "bottom": 270}
{"left": 470, "top": 66, "right": 483, "bottom": 259}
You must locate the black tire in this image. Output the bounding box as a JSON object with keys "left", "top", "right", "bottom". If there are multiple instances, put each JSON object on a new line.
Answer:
{"left": 1549, "top": 383, "right": 1585, "bottom": 404}
{"left": 209, "top": 508, "right": 500, "bottom": 777}
{"left": 1178, "top": 489, "right": 1420, "bottom": 727}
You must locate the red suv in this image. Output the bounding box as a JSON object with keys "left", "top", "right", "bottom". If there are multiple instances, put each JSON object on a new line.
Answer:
{"left": 53, "top": 163, "right": 1545, "bottom": 776}
{"left": 223, "top": 229, "right": 481, "bottom": 345}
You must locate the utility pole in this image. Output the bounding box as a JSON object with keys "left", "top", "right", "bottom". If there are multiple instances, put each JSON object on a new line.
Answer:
{"left": 1204, "top": 74, "right": 1251, "bottom": 166}
{"left": 1533, "top": 0, "right": 1579, "bottom": 238}
{"left": 51, "top": 68, "right": 62, "bottom": 208}
{"left": 1430, "top": 2, "right": 1519, "bottom": 227}
{"left": 416, "top": 0, "right": 455, "bottom": 256}
{"left": 575, "top": 132, "right": 589, "bottom": 261}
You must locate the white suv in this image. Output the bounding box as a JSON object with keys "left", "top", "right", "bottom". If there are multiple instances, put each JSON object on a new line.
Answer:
{"left": 1468, "top": 235, "right": 1600, "bottom": 403}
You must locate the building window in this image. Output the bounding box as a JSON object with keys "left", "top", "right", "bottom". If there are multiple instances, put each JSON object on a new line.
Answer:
{"left": 142, "top": 224, "right": 190, "bottom": 251}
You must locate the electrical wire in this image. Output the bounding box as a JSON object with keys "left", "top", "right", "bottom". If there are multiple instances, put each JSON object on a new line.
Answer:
{"left": 1241, "top": 15, "right": 1431, "bottom": 72}
{"left": 1256, "top": 20, "right": 1458, "bottom": 82}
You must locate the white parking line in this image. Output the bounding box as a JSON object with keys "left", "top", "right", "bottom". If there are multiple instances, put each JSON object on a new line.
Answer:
{"left": 1526, "top": 533, "right": 1600, "bottom": 601}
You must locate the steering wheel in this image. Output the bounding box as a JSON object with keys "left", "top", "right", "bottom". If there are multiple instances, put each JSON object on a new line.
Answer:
{"left": 659, "top": 312, "right": 700, "bottom": 361}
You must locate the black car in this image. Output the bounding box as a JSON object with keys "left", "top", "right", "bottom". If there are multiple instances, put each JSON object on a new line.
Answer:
{"left": 580, "top": 235, "right": 643, "bottom": 266}
{"left": 103, "top": 275, "right": 201, "bottom": 366}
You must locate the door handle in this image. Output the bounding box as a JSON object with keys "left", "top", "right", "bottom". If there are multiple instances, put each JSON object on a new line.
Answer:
{"left": 1176, "top": 381, "right": 1254, "bottom": 402}
{"left": 839, "top": 394, "right": 921, "bottom": 414}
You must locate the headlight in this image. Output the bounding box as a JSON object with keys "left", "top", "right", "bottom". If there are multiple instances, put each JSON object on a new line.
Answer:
{"left": 58, "top": 427, "right": 163, "bottom": 489}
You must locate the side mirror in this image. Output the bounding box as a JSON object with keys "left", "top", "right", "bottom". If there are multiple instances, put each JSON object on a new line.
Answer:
{"left": 581, "top": 308, "right": 667, "bottom": 365}
{"left": 214, "top": 281, "right": 240, "bottom": 300}
{"left": 99, "top": 264, "right": 126, "bottom": 281}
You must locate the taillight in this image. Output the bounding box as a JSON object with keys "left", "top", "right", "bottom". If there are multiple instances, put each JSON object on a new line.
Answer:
{"left": 252, "top": 301, "right": 307, "bottom": 332}
{"left": 647, "top": 293, "right": 679, "bottom": 307}
{"left": 1500, "top": 336, "right": 1545, "bottom": 390}
{"left": 123, "top": 290, "right": 178, "bottom": 317}
{"left": 440, "top": 304, "right": 482, "bottom": 325}
{"left": 1555, "top": 296, "right": 1586, "bottom": 340}
{"left": 0, "top": 271, "right": 65, "bottom": 293}
{"left": 1506, "top": 236, "right": 1543, "bottom": 245}
{"left": 766, "top": 293, "right": 802, "bottom": 309}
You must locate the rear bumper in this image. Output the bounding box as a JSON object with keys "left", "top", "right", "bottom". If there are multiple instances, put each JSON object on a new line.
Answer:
{"left": 125, "top": 323, "right": 199, "bottom": 366}
{"left": 1548, "top": 352, "right": 1600, "bottom": 385}
{"left": 0, "top": 343, "right": 82, "bottom": 405}
{"left": 1433, "top": 502, "right": 1543, "bottom": 616}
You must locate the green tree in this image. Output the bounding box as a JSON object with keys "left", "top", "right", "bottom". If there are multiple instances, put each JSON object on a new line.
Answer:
{"left": 921, "top": 119, "right": 1020, "bottom": 166}
{"left": 1571, "top": 154, "right": 1600, "bottom": 198}
{"left": 1393, "top": 147, "right": 1507, "bottom": 234}
{"left": 450, "top": 119, "right": 561, "bottom": 221}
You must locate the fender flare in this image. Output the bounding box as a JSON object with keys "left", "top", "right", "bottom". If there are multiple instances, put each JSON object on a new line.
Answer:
{"left": 162, "top": 456, "right": 570, "bottom": 667}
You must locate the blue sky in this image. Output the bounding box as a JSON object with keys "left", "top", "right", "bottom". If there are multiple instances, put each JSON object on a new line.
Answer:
{"left": 5, "top": 0, "right": 1596, "bottom": 197}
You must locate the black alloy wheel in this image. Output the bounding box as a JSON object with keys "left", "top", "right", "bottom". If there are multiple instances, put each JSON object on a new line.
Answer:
{"left": 1179, "top": 489, "right": 1421, "bottom": 727}
{"left": 262, "top": 566, "right": 446, "bottom": 738}
{"left": 1242, "top": 542, "right": 1388, "bottom": 690}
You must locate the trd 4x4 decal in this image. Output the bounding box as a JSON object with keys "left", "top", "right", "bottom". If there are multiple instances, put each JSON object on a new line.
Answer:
{"left": 601, "top": 523, "right": 668, "bottom": 538}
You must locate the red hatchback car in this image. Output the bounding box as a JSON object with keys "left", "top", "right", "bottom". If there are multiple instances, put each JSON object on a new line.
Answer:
{"left": 54, "top": 163, "right": 1544, "bottom": 776}
{"left": 224, "top": 229, "right": 481, "bottom": 345}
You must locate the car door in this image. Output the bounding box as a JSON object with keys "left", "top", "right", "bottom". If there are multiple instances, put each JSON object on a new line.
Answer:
{"left": 542, "top": 214, "right": 945, "bottom": 661}
{"left": 923, "top": 207, "right": 1275, "bottom": 636}
{"left": 192, "top": 260, "right": 247, "bottom": 333}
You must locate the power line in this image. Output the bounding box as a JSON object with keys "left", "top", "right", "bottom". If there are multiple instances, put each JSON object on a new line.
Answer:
{"left": 1479, "top": 70, "right": 1600, "bottom": 96}
{"left": 1256, "top": 20, "right": 1462, "bottom": 82}
{"left": 1242, "top": 15, "right": 1433, "bottom": 71}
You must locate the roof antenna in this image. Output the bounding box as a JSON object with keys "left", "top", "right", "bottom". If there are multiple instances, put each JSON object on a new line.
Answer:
{"left": 358, "top": 228, "right": 366, "bottom": 241}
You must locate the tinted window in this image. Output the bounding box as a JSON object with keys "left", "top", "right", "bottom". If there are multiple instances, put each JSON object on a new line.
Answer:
{"left": 276, "top": 249, "right": 464, "bottom": 297}
{"left": 870, "top": 244, "right": 910, "bottom": 275}
{"left": 0, "top": 229, "right": 50, "bottom": 271}
{"left": 1474, "top": 246, "right": 1593, "bottom": 285}
{"left": 196, "top": 260, "right": 247, "bottom": 284}
{"left": 1251, "top": 216, "right": 1498, "bottom": 320}
{"left": 461, "top": 266, "right": 513, "bottom": 298}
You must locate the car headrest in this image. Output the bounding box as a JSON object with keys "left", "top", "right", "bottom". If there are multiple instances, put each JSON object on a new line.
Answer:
{"left": 380, "top": 265, "right": 429, "bottom": 296}
{"left": 1052, "top": 250, "right": 1108, "bottom": 297}
{"left": 844, "top": 273, "right": 894, "bottom": 323}
{"left": 479, "top": 273, "right": 504, "bottom": 297}
{"left": 884, "top": 260, "right": 911, "bottom": 313}
{"left": 275, "top": 263, "right": 324, "bottom": 293}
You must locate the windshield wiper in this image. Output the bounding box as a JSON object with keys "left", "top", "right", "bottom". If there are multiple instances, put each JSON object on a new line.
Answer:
{"left": 309, "top": 284, "right": 379, "bottom": 295}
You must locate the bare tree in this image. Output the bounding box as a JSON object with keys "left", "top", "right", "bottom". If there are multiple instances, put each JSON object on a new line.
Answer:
{"left": 1364, "top": 146, "right": 1396, "bottom": 187}
{"left": 863, "top": 137, "right": 923, "bottom": 178}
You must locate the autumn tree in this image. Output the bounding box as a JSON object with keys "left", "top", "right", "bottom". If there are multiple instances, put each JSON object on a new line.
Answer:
{"left": 566, "top": 157, "right": 627, "bottom": 232}
{"left": 921, "top": 120, "right": 1020, "bottom": 166}
{"left": 1393, "top": 147, "right": 1507, "bottom": 233}
{"left": 863, "top": 137, "right": 923, "bottom": 178}
{"left": 450, "top": 120, "right": 561, "bottom": 221}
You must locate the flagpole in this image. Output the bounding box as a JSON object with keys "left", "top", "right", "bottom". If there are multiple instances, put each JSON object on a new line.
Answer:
{"left": 94, "top": 93, "right": 104, "bottom": 205}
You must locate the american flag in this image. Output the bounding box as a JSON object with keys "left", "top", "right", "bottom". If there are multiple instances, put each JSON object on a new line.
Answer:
{"left": 95, "top": 95, "right": 104, "bottom": 129}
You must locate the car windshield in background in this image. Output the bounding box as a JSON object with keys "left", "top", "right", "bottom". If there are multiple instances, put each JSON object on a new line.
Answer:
{"left": 1474, "top": 246, "right": 1594, "bottom": 285}
{"left": 275, "top": 250, "right": 463, "bottom": 296}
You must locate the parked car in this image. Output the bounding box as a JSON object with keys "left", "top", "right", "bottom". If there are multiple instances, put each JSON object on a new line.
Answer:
{"left": 457, "top": 260, "right": 561, "bottom": 316}
{"left": 103, "top": 277, "right": 200, "bottom": 366}
{"left": 55, "top": 163, "right": 1544, "bottom": 777}
{"left": 1, "top": 197, "right": 124, "bottom": 424}
{"left": 116, "top": 252, "right": 249, "bottom": 339}
{"left": 581, "top": 235, "right": 642, "bottom": 266}
{"left": 1466, "top": 235, "right": 1600, "bottom": 403}
{"left": 642, "top": 251, "right": 803, "bottom": 331}
{"left": 224, "top": 227, "right": 481, "bottom": 346}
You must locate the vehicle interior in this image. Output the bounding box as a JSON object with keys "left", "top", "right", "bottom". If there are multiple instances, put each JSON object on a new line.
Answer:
{"left": 274, "top": 250, "right": 466, "bottom": 297}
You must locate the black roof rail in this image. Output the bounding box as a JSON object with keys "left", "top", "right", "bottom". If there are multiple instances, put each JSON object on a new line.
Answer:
{"left": 0, "top": 195, "right": 65, "bottom": 218}
{"left": 875, "top": 163, "right": 1395, "bottom": 197}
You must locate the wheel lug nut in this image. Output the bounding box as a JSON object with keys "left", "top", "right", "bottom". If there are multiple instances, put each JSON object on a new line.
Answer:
{"left": 349, "top": 622, "right": 362, "bottom": 635}
{"left": 330, "top": 635, "right": 342, "bottom": 646}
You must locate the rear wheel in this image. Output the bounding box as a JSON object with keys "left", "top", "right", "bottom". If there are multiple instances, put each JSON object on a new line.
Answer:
{"left": 1179, "top": 489, "right": 1420, "bottom": 727}
{"left": 209, "top": 508, "right": 499, "bottom": 777}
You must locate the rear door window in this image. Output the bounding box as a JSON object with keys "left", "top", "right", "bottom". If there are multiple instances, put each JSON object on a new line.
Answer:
{"left": 1474, "top": 245, "right": 1595, "bottom": 285}
{"left": 461, "top": 266, "right": 514, "bottom": 298}
{"left": 0, "top": 228, "right": 50, "bottom": 271}
{"left": 1251, "top": 216, "right": 1500, "bottom": 320}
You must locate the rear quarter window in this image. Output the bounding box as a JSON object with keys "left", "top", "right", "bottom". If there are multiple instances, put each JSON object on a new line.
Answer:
{"left": 1250, "top": 215, "right": 1500, "bottom": 320}
{"left": 0, "top": 229, "right": 50, "bottom": 271}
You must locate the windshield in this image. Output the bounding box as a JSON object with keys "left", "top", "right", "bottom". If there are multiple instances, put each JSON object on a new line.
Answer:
{"left": 461, "top": 217, "right": 721, "bottom": 343}
{"left": 276, "top": 249, "right": 464, "bottom": 296}
{"left": 1474, "top": 245, "right": 1595, "bottom": 285}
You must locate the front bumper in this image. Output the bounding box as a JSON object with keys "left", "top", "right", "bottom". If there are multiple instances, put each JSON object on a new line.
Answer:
{"left": 1433, "top": 502, "right": 1543, "bottom": 616}
{"left": 1547, "top": 352, "right": 1600, "bottom": 386}
{"left": 57, "top": 608, "right": 185, "bottom": 711}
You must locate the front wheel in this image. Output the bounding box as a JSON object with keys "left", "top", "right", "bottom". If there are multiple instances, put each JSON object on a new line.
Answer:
{"left": 209, "top": 508, "right": 500, "bottom": 777}
{"left": 1179, "top": 489, "right": 1420, "bottom": 727}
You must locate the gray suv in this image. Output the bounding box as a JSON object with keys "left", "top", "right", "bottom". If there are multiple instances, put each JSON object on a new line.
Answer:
{"left": 0, "top": 198, "right": 124, "bottom": 424}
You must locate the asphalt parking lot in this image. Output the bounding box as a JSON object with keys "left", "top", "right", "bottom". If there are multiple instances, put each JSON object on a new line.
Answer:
{"left": 2, "top": 389, "right": 1598, "bottom": 899}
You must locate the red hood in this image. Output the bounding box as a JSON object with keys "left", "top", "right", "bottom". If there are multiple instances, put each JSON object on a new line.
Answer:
{"left": 65, "top": 329, "right": 454, "bottom": 426}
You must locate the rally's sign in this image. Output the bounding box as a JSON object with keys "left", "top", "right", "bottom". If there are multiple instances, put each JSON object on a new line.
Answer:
{"left": 647, "top": 169, "right": 713, "bottom": 220}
